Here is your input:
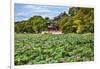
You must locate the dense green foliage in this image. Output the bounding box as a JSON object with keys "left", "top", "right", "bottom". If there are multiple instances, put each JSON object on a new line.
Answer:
{"left": 56, "top": 7, "right": 94, "bottom": 33}
{"left": 15, "top": 7, "right": 94, "bottom": 34}
{"left": 15, "top": 33, "right": 94, "bottom": 65}
{"left": 15, "top": 16, "right": 47, "bottom": 33}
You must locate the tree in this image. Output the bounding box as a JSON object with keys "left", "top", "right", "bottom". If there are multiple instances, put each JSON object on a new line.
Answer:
{"left": 15, "top": 16, "right": 48, "bottom": 33}
{"left": 15, "top": 7, "right": 94, "bottom": 34}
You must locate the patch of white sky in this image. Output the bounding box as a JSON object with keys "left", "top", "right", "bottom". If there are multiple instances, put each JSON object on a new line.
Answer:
{"left": 15, "top": 4, "right": 69, "bottom": 22}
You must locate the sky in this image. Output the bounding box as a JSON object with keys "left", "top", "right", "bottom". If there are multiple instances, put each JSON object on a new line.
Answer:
{"left": 15, "top": 4, "right": 70, "bottom": 22}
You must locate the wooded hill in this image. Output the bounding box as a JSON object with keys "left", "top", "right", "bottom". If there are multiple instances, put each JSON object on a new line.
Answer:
{"left": 15, "top": 7, "right": 94, "bottom": 34}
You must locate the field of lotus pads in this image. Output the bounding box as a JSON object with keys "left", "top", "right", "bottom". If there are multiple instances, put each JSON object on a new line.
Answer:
{"left": 14, "top": 33, "right": 94, "bottom": 65}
